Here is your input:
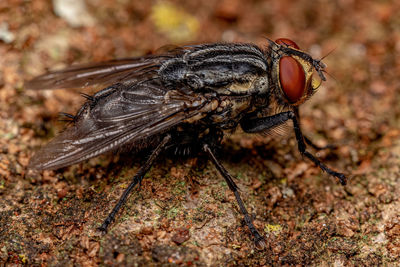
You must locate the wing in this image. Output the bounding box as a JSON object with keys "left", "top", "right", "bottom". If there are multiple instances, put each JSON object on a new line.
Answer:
{"left": 29, "top": 79, "right": 210, "bottom": 170}
{"left": 24, "top": 48, "right": 187, "bottom": 90}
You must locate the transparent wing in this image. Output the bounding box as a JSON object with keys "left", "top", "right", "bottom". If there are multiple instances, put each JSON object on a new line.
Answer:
{"left": 29, "top": 79, "right": 208, "bottom": 170}
{"left": 24, "top": 49, "right": 186, "bottom": 90}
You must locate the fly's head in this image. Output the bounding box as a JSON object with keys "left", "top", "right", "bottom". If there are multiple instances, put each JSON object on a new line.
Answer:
{"left": 267, "top": 38, "right": 327, "bottom": 107}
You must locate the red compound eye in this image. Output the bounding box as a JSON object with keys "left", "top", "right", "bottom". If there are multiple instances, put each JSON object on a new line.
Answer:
{"left": 275, "top": 38, "right": 300, "bottom": 49}
{"left": 279, "top": 56, "right": 305, "bottom": 103}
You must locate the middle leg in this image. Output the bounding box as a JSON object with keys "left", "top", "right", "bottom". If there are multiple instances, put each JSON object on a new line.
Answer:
{"left": 203, "top": 144, "right": 266, "bottom": 249}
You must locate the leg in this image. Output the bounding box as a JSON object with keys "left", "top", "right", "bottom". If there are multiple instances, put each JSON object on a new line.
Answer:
{"left": 203, "top": 144, "right": 266, "bottom": 249}
{"left": 241, "top": 111, "right": 347, "bottom": 185}
{"left": 304, "top": 136, "right": 336, "bottom": 151}
{"left": 294, "top": 108, "right": 335, "bottom": 151}
{"left": 98, "top": 134, "right": 171, "bottom": 232}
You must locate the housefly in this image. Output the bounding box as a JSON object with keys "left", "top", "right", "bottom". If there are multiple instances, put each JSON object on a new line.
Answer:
{"left": 26, "top": 38, "right": 346, "bottom": 248}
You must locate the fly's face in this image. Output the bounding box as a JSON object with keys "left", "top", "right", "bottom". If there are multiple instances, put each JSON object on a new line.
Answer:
{"left": 269, "top": 38, "right": 326, "bottom": 106}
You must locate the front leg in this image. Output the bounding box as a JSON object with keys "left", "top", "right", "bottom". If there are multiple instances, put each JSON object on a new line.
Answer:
{"left": 304, "top": 136, "right": 336, "bottom": 151}
{"left": 294, "top": 107, "right": 336, "bottom": 151}
{"left": 240, "top": 111, "right": 347, "bottom": 185}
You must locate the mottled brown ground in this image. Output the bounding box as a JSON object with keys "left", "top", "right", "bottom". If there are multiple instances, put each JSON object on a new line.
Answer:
{"left": 1, "top": 0, "right": 400, "bottom": 266}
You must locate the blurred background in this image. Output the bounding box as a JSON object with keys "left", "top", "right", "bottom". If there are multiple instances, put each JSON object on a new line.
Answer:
{"left": 0, "top": 0, "right": 400, "bottom": 265}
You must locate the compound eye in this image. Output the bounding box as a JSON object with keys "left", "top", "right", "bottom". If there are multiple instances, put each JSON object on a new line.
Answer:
{"left": 279, "top": 56, "right": 305, "bottom": 103}
{"left": 275, "top": 38, "right": 300, "bottom": 49}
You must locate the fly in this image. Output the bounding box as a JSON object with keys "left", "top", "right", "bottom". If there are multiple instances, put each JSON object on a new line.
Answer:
{"left": 26, "top": 38, "right": 347, "bottom": 248}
